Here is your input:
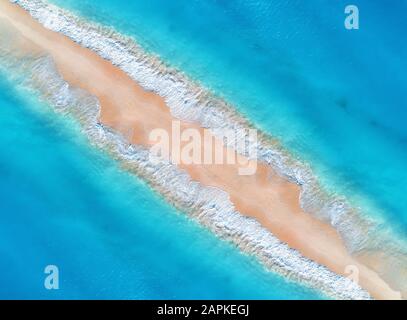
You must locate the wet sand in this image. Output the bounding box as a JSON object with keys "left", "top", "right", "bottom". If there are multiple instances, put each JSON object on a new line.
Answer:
{"left": 0, "top": 0, "right": 402, "bottom": 299}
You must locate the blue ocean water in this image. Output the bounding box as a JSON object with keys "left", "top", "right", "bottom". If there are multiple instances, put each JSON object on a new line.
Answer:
{"left": 0, "top": 75, "right": 323, "bottom": 299}
{"left": 49, "top": 0, "right": 407, "bottom": 239}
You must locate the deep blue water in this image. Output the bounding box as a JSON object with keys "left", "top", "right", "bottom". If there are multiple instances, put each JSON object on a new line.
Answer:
{"left": 2, "top": 0, "right": 406, "bottom": 299}
{"left": 50, "top": 0, "right": 407, "bottom": 238}
{"left": 0, "top": 76, "right": 322, "bottom": 299}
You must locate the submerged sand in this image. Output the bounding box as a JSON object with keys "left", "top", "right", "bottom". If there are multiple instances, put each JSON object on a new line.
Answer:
{"left": 0, "top": 0, "right": 403, "bottom": 299}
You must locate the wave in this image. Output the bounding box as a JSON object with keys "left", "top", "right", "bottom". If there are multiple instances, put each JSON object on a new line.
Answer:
{"left": 10, "top": 0, "right": 377, "bottom": 253}
{"left": 6, "top": 0, "right": 402, "bottom": 298}
{"left": 0, "top": 48, "right": 371, "bottom": 299}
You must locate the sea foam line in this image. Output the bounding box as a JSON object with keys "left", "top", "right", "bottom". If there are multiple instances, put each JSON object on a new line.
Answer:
{"left": 4, "top": 0, "right": 377, "bottom": 299}
{"left": 0, "top": 50, "right": 371, "bottom": 300}
{"left": 10, "top": 0, "right": 378, "bottom": 254}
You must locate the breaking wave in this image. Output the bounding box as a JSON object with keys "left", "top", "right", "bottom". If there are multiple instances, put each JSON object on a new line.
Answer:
{"left": 10, "top": 0, "right": 377, "bottom": 253}
{"left": 8, "top": 0, "right": 406, "bottom": 299}
{"left": 0, "top": 50, "right": 371, "bottom": 299}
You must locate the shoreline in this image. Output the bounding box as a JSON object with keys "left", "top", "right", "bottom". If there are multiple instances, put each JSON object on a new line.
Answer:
{"left": 0, "top": 0, "right": 403, "bottom": 299}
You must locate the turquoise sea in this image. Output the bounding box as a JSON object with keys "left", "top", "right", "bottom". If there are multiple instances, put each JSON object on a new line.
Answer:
{"left": 0, "top": 76, "right": 322, "bottom": 299}
{"left": 1, "top": 0, "right": 406, "bottom": 299}
{"left": 49, "top": 0, "right": 407, "bottom": 237}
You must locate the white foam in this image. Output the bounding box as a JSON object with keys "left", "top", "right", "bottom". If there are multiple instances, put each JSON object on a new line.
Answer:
{"left": 12, "top": 0, "right": 379, "bottom": 254}
{"left": 6, "top": 0, "right": 376, "bottom": 299}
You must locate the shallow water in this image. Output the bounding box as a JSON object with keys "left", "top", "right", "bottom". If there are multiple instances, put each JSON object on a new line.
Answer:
{"left": 48, "top": 0, "right": 407, "bottom": 240}
{"left": 1, "top": 0, "right": 406, "bottom": 299}
{"left": 0, "top": 75, "right": 323, "bottom": 299}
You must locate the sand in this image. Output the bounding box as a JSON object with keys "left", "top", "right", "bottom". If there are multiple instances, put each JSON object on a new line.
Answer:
{"left": 0, "top": 0, "right": 402, "bottom": 299}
